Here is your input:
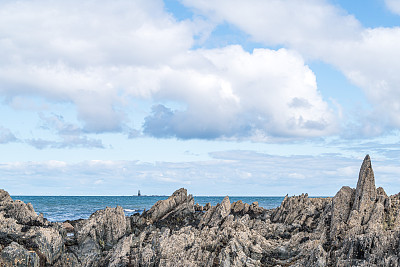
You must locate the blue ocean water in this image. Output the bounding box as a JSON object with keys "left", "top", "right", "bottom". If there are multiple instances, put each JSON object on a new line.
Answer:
{"left": 11, "top": 195, "right": 285, "bottom": 222}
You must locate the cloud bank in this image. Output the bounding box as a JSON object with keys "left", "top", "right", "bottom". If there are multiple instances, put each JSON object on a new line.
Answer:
{"left": 1, "top": 151, "right": 398, "bottom": 196}
{"left": 182, "top": 0, "right": 400, "bottom": 136}
{"left": 0, "top": 0, "right": 337, "bottom": 142}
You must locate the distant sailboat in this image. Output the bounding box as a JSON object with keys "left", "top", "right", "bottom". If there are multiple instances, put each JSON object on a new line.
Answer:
{"left": 138, "top": 190, "right": 141, "bottom": 196}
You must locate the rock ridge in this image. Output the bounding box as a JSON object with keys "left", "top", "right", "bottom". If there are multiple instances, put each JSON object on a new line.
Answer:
{"left": 1, "top": 155, "right": 400, "bottom": 266}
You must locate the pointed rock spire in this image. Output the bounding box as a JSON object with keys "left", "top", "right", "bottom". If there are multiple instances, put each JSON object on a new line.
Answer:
{"left": 352, "top": 154, "right": 377, "bottom": 224}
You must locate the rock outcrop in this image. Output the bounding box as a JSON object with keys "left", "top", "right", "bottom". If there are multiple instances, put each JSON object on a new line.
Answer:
{"left": 1, "top": 155, "right": 400, "bottom": 266}
{"left": 143, "top": 188, "right": 194, "bottom": 223}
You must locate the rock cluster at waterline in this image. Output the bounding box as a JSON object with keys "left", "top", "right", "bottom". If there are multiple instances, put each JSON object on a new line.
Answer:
{"left": 1, "top": 155, "right": 400, "bottom": 266}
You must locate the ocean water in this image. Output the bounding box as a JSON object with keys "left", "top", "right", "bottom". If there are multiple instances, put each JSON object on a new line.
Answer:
{"left": 11, "top": 195, "right": 285, "bottom": 222}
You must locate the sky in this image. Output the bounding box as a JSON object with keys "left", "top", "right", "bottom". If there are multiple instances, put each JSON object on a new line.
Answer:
{"left": 1, "top": 0, "right": 400, "bottom": 196}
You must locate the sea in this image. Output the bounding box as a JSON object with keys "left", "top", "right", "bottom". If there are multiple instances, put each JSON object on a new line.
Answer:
{"left": 11, "top": 195, "right": 285, "bottom": 222}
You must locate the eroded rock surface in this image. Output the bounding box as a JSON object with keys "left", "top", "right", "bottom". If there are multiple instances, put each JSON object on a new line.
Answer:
{"left": 1, "top": 155, "right": 400, "bottom": 266}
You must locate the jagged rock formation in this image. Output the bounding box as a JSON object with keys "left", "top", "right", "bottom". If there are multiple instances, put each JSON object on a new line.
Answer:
{"left": 1, "top": 155, "right": 400, "bottom": 266}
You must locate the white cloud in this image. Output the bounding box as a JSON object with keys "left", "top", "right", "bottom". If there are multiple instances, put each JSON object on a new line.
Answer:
{"left": 385, "top": 0, "right": 400, "bottom": 15}
{"left": 142, "top": 46, "right": 337, "bottom": 139}
{"left": 0, "top": 0, "right": 337, "bottom": 141}
{"left": 182, "top": 0, "right": 362, "bottom": 54}
{"left": 0, "top": 0, "right": 193, "bottom": 67}
{"left": 182, "top": 0, "right": 400, "bottom": 136}
{"left": 0, "top": 0, "right": 193, "bottom": 133}
{"left": 326, "top": 28, "right": 400, "bottom": 131}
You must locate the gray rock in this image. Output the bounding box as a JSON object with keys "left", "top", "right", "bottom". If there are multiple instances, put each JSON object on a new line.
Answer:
{"left": 144, "top": 188, "right": 194, "bottom": 223}
{"left": 75, "top": 206, "right": 126, "bottom": 249}
{"left": 231, "top": 200, "right": 250, "bottom": 215}
{"left": 29, "top": 227, "right": 64, "bottom": 264}
{"left": 194, "top": 203, "right": 203, "bottom": 211}
{"left": 330, "top": 186, "right": 355, "bottom": 242}
{"left": 200, "top": 196, "right": 231, "bottom": 227}
{"left": 0, "top": 190, "right": 46, "bottom": 226}
{"left": 0, "top": 189, "right": 13, "bottom": 203}
{"left": 0, "top": 242, "right": 40, "bottom": 267}
{"left": 249, "top": 202, "right": 264, "bottom": 216}
{"left": 2, "top": 154, "right": 400, "bottom": 267}
{"left": 351, "top": 154, "right": 377, "bottom": 225}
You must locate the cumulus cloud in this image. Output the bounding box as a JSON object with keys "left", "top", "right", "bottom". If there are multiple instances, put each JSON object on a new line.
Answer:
{"left": 142, "top": 46, "right": 337, "bottom": 140}
{"left": 182, "top": 0, "right": 400, "bottom": 136}
{"left": 0, "top": 0, "right": 193, "bottom": 133}
{"left": 0, "top": 0, "right": 338, "bottom": 141}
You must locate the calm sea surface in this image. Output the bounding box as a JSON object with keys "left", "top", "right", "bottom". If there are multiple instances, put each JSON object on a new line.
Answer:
{"left": 11, "top": 195, "right": 285, "bottom": 222}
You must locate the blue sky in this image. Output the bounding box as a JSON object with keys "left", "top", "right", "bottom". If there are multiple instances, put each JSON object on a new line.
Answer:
{"left": 1, "top": 0, "right": 400, "bottom": 196}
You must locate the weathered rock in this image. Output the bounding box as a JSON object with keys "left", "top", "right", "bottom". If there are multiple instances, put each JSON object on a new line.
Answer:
{"left": 62, "top": 222, "right": 74, "bottom": 233}
{"left": 0, "top": 242, "right": 40, "bottom": 267}
{"left": 2, "top": 155, "right": 400, "bottom": 267}
{"left": 199, "top": 196, "right": 231, "bottom": 227}
{"left": 330, "top": 186, "right": 355, "bottom": 242}
{"left": 231, "top": 200, "right": 250, "bottom": 215}
{"left": 75, "top": 206, "right": 126, "bottom": 249}
{"left": 52, "top": 252, "right": 80, "bottom": 267}
{"left": 194, "top": 203, "right": 203, "bottom": 211}
{"left": 349, "top": 154, "right": 377, "bottom": 226}
{"left": 271, "top": 193, "right": 330, "bottom": 232}
{"left": 0, "top": 189, "right": 13, "bottom": 203}
{"left": 144, "top": 188, "right": 194, "bottom": 223}
{"left": 249, "top": 202, "right": 264, "bottom": 217}
{"left": 29, "top": 227, "right": 64, "bottom": 264}
{"left": 0, "top": 190, "right": 46, "bottom": 227}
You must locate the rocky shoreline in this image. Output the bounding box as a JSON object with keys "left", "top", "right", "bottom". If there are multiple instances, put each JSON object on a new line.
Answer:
{"left": 1, "top": 155, "right": 400, "bottom": 266}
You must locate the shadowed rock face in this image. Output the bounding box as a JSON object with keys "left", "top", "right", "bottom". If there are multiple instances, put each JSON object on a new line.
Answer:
{"left": 1, "top": 155, "right": 400, "bottom": 266}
